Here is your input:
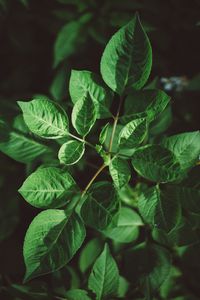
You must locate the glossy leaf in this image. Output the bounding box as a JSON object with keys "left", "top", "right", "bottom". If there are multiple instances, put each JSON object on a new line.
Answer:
{"left": 132, "top": 145, "right": 182, "bottom": 183}
{"left": 102, "top": 207, "right": 143, "bottom": 243}
{"left": 58, "top": 140, "right": 85, "bottom": 165}
{"left": 119, "top": 118, "right": 147, "bottom": 149}
{"left": 162, "top": 131, "right": 200, "bottom": 170}
{"left": 99, "top": 123, "right": 109, "bottom": 145}
{"left": 109, "top": 157, "right": 131, "bottom": 188}
{"left": 138, "top": 185, "right": 181, "bottom": 232}
{"left": 88, "top": 244, "right": 119, "bottom": 300}
{"left": 69, "top": 70, "right": 112, "bottom": 118}
{"left": 19, "top": 167, "right": 77, "bottom": 209}
{"left": 18, "top": 98, "right": 69, "bottom": 139}
{"left": 81, "top": 182, "right": 119, "bottom": 230}
{"left": 23, "top": 209, "right": 86, "bottom": 282}
{"left": 71, "top": 92, "right": 97, "bottom": 136}
{"left": 100, "top": 13, "right": 152, "bottom": 94}
{"left": 122, "top": 89, "right": 170, "bottom": 124}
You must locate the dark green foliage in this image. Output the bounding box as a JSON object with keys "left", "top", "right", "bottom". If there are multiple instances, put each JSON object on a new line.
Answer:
{"left": 0, "top": 2, "right": 200, "bottom": 300}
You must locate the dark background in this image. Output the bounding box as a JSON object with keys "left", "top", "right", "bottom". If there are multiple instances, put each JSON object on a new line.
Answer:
{"left": 0, "top": 0, "right": 200, "bottom": 295}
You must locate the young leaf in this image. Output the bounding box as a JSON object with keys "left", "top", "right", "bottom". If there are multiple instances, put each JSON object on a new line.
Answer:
{"left": 100, "top": 13, "right": 152, "bottom": 94}
{"left": 81, "top": 182, "right": 119, "bottom": 230}
{"left": 0, "top": 115, "right": 51, "bottom": 163}
{"left": 124, "top": 243, "right": 171, "bottom": 297}
{"left": 132, "top": 145, "right": 182, "bottom": 183}
{"left": 65, "top": 289, "right": 92, "bottom": 300}
{"left": 162, "top": 131, "right": 200, "bottom": 170}
{"left": 69, "top": 70, "right": 112, "bottom": 118}
{"left": 138, "top": 185, "right": 181, "bottom": 232}
{"left": 79, "top": 238, "right": 102, "bottom": 274}
{"left": 58, "top": 140, "right": 85, "bottom": 165}
{"left": 119, "top": 118, "right": 147, "bottom": 149}
{"left": 18, "top": 98, "right": 69, "bottom": 139}
{"left": 88, "top": 244, "right": 119, "bottom": 300}
{"left": 71, "top": 92, "right": 97, "bottom": 136}
{"left": 23, "top": 209, "right": 86, "bottom": 282}
{"left": 99, "top": 123, "right": 109, "bottom": 145}
{"left": 109, "top": 157, "right": 131, "bottom": 188}
{"left": 19, "top": 167, "right": 77, "bottom": 209}
{"left": 122, "top": 89, "right": 170, "bottom": 124}
{"left": 102, "top": 207, "right": 143, "bottom": 243}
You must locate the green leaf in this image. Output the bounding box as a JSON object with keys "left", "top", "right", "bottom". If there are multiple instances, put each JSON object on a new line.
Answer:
{"left": 69, "top": 70, "right": 112, "bottom": 118}
{"left": 54, "top": 21, "right": 82, "bottom": 68}
{"left": 100, "top": 13, "right": 152, "bottom": 94}
{"left": 124, "top": 243, "right": 171, "bottom": 297}
{"left": 119, "top": 118, "right": 147, "bottom": 149}
{"left": 117, "top": 276, "right": 129, "bottom": 298}
{"left": 58, "top": 140, "right": 85, "bottom": 165}
{"left": 18, "top": 99, "right": 69, "bottom": 139}
{"left": 162, "top": 131, "right": 200, "bottom": 170}
{"left": 66, "top": 289, "right": 92, "bottom": 300}
{"left": 50, "top": 66, "right": 68, "bottom": 101}
{"left": 0, "top": 115, "right": 51, "bottom": 163}
{"left": 71, "top": 92, "right": 97, "bottom": 136}
{"left": 99, "top": 123, "right": 109, "bottom": 145}
{"left": 23, "top": 209, "right": 86, "bottom": 282}
{"left": 19, "top": 167, "right": 77, "bottom": 209}
{"left": 122, "top": 89, "right": 170, "bottom": 124}
{"left": 149, "top": 104, "right": 172, "bottom": 136}
{"left": 102, "top": 207, "right": 143, "bottom": 243}
{"left": 81, "top": 182, "right": 119, "bottom": 230}
{"left": 132, "top": 145, "right": 182, "bottom": 183}
{"left": 79, "top": 238, "right": 102, "bottom": 273}
{"left": 109, "top": 157, "right": 131, "bottom": 188}
{"left": 138, "top": 185, "right": 181, "bottom": 232}
{"left": 88, "top": 244, "right": 119, "bottom": 300}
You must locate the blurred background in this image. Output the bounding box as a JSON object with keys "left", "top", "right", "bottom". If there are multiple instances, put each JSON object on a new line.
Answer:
{"left": 0, "top": 0, "right": 200, "bottom": 298}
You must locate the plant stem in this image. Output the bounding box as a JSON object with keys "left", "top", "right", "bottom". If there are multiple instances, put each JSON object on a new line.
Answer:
{"left": 108, "top": 95, "right": 124, "bottom": 153}
{"left": 68, "top": 132, "right": 96, "bottom": 149}
{"left": 82, "top": 163, "right": 107, "bottom": 197}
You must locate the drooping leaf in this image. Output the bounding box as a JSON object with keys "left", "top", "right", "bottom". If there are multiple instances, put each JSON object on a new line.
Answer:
{"left": 79, "top": 238, "right": 102, "bottom": 273}
{"left": 132, "top": 145, "right": 182, "bottom": 183}
{"left": 23, "top": 209, "right": 86, "bottom": 282}
{"left": 109, "top": 157, "right": 131, "bottom": 188}
{"left": 0, "top": 115, "right": 51, "bottom": 163}
{"left": 19, "top": 167, "right": 77, "bottom": 209}
{"left": 58, "top": 140, "right": 85, "bottom": 165}
{"left": 122, "top": 89, "right": 170, "bottom": 124}
{"left": 65, "top": 289, "right": 92, "bottom": 300}
{"left": 102, "top": 207, "right": 143, "bottom": 243}
{"left": 88, "top": 244, "right": 119, "bottom": 300}
{"left": 124, "top": 243, "right": 171, "bottom": 297}
{"left": 69, "top": 70, "right": 112, "bottom": 118}
{"left": 119, "top": 118, "right": 147, "bottom": 149}
{"left": 162, "top": 131, "right": 200, "bottom": 170}
{"left": 138, "top": 185, "right": 181, "bottom": 232}
{"left": 81, "top": 181, "right": 119, "bottom": 230}
{"left": 71, "top": 92, "right": 97, "bottom": 136}
{"left": 18, "top": 98, "right": 69, "bottom": 139}
{"left": 100, "top": 13, "right": 152, "bottom": 94}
